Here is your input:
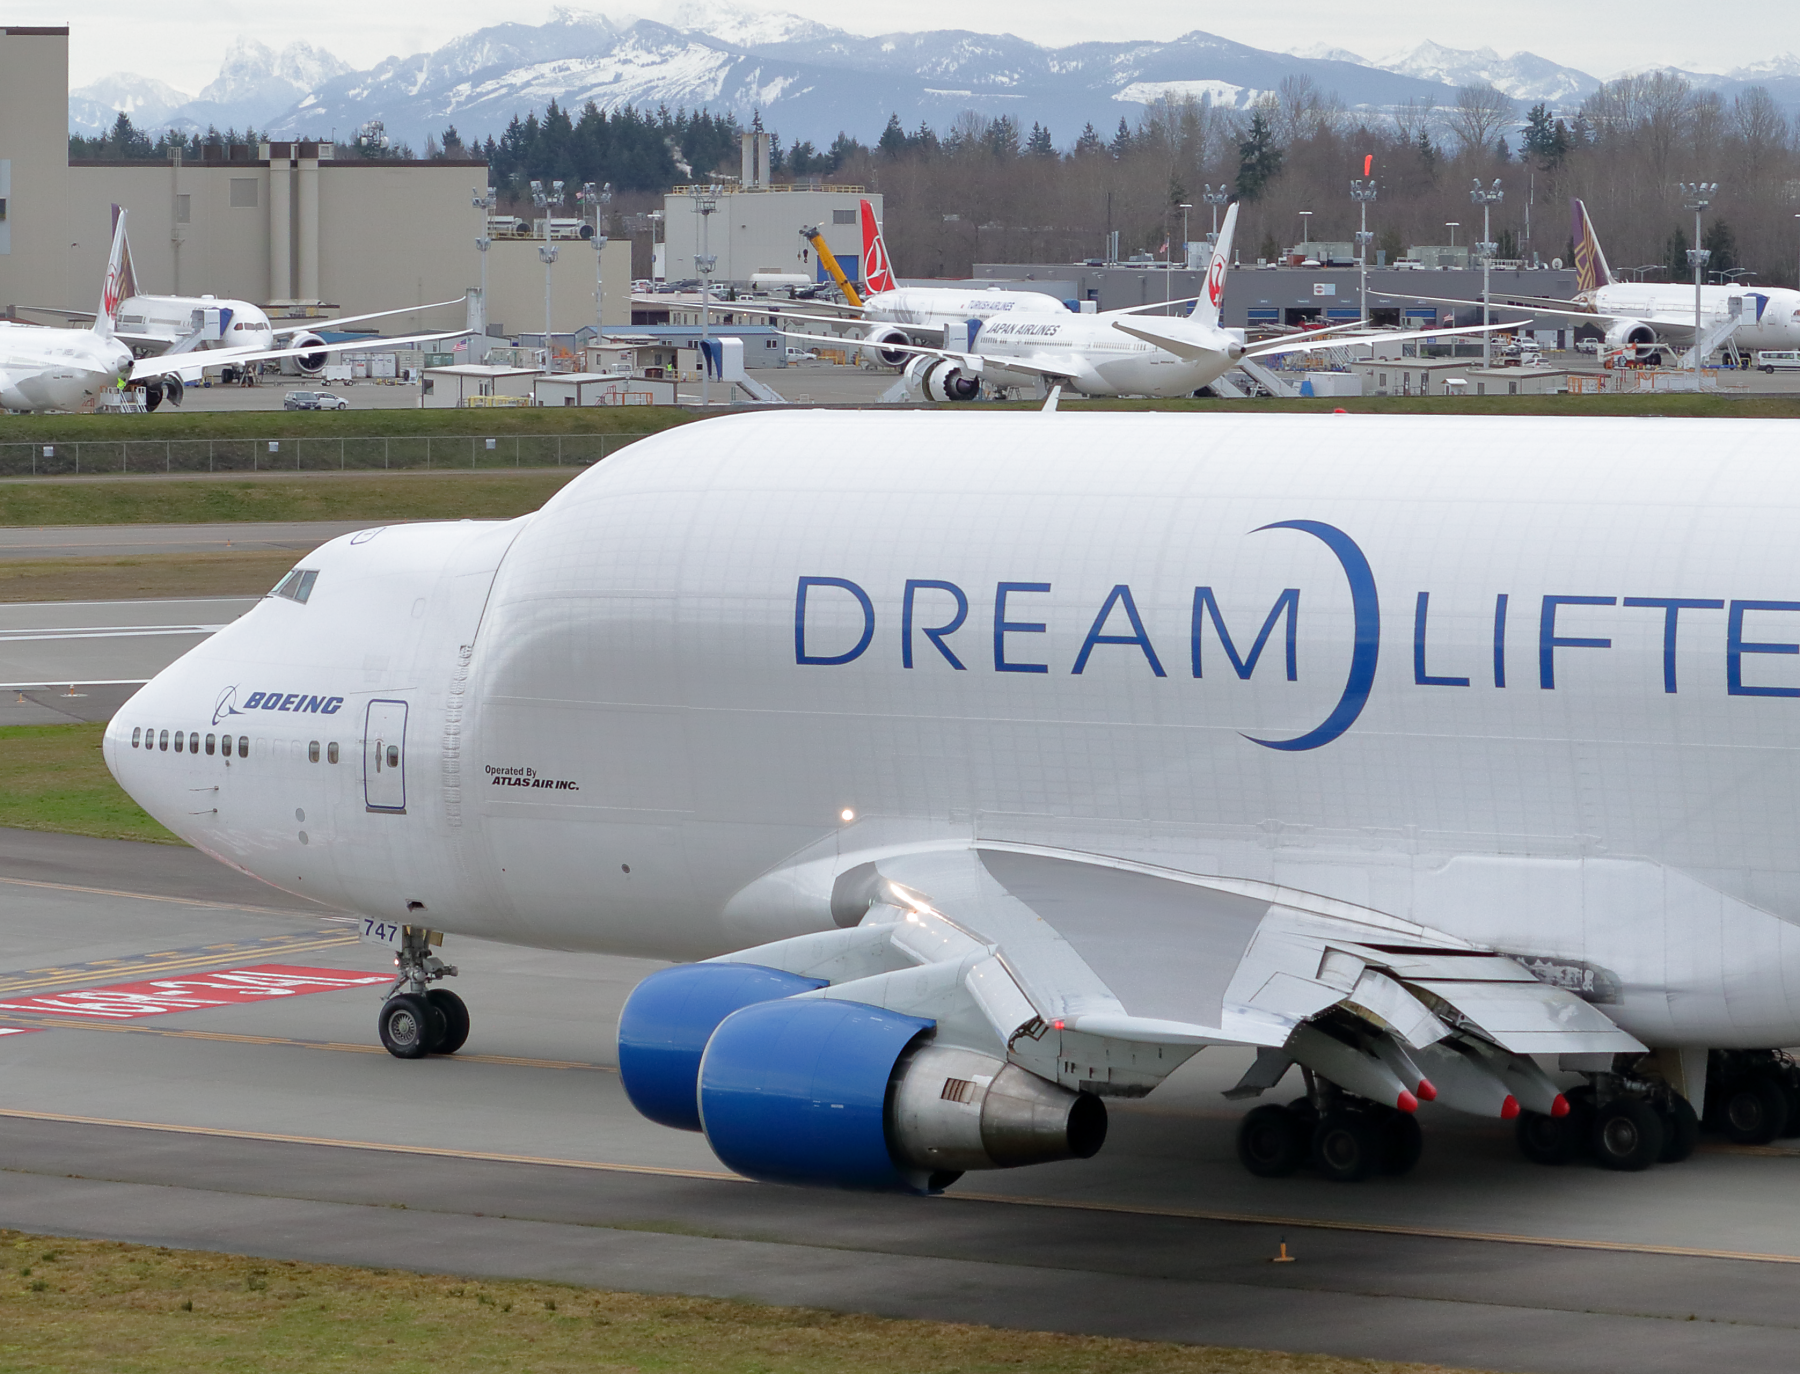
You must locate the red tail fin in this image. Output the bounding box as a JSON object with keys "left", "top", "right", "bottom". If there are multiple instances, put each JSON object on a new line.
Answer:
{"left": 860, "top": 200, "right": 896, "bottom": 295}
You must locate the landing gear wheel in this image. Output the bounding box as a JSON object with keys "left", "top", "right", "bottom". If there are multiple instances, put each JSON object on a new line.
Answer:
{"left": 1311, "top": 1111, "right": 1381, "bottom": 1182}
{"left": 1516, "top": 1109, "right": 1583, "bottom": 1165}
{"left": 378, "top": 992, "right": 437, "bottom": 1059}
{"left": 1237, "top": 1104, "right": 1308, "bottom": 1178}
{"left": 1377, "top": 1111, "right": 1424, "bottom": 1176}
{"left": 1658, "top": 1094, "right": 1700, "bottom": 1163}
{"left": 1718, "top": 1076, "right": 1789, "bottom": 1145}
{"left": 427, "top": 988, "right": 470, "bottom": 1055}
{"left": 1774, "top": 1075, "right": 1800, "bottom": 1139}
{"left": 1590, "top": 1098, "right": 1664, "bottom": 1171}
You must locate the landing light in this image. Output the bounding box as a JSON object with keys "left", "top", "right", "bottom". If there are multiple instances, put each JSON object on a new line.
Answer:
{"left": 839, "top": 808, "right": 855, "bottom": 822}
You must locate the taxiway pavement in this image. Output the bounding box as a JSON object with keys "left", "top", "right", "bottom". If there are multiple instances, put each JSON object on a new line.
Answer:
{"left": 0, "top": 828, "right": 1797, "bottom": 1373}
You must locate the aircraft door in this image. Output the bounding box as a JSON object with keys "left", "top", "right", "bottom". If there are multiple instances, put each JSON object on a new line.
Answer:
{"left": 364, "top": 699, "right": 408, "bottom": 813}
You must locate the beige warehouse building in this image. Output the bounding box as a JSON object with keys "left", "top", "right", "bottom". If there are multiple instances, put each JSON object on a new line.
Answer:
{"left": 0, "top": 26, "right": 627, "bottom": 338}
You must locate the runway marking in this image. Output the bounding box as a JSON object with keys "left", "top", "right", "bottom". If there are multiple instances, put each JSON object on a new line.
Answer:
{"left": 0, "top": 1027, "right": 40, "bottom": 1037}
{"left": 0, "top": 625, "right": 227, "bottom": 641}
{"left": 0, "top": 965, "right": 390, "bottom": 1020}
{"left": 1, "top": 1016, "right": 613, "bottom": 1071}
{"left": 0, "top": 927, "right": 359, "bottom": 996}
{"left": 0, "top": 1106, "right": 1798, "bottom": 1266}
{"left": 0, "top": 873, "right": 339, "bottom": 920}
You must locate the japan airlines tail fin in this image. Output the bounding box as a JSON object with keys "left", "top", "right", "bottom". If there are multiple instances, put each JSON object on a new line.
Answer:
{"left": 1571, "top": 198, "right": 1614, "bottom": 294}
{"left": 1188, "top": 202, "right": 1238, "bottom": 329}
{"left": 860, "top": 199, "right": 897, "bottom": 296}
{"left": 93, "top": 205, "right": 134, "bottom": 339}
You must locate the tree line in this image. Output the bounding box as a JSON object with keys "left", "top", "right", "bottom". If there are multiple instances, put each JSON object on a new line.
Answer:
{"left": 70, "top": 71, "right": 1800, "bottom": 287}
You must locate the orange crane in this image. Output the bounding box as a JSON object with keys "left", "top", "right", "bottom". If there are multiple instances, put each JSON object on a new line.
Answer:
{"left": 799, "top": 225, "right": 862, "bottom": 308}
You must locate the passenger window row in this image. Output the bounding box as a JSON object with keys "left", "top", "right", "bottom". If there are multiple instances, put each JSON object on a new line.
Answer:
{"left": 130, "top": 728, "right": 340, "bottom": 763}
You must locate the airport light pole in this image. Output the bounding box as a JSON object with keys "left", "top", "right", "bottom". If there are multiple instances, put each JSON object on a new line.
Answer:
{"left": 1298, "top": 210, "right": 1312, "bottom": 258}
{"left": 1682, "top": 181, "right": 1718, "bottom": 386}
{"left": 1202, "top": 183, "right": 1230, "bottom": 244}
{"left": 689, "top": 183, "right": 721, "bottom": 406}
{"left": 1351, "top": 177, "right": 1377, "bottom": 325}
{"left": 1470, "top": 179, "right": 1503, "bottom": 368}
{"left": 539, "top": 242, "right": 558, "bottom": 368}
{"left": 472, "top": 185, "right": 495, "bottom": 362}
{"left": 579, "top": 181, "right": 612, "bottom": 333}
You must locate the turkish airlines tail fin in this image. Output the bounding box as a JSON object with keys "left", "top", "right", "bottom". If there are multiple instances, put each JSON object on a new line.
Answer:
{"left": 93, "top": 205, "right": 135, "bottom": 338}
{"left": 1571, "top": 198, "right": 1613, "bottom": 294}
{"left": 860, "top": 199, "right": 897, "bottom": 296}
{"left": 1188, "top": 202, "right": 1238, "bottom": 329}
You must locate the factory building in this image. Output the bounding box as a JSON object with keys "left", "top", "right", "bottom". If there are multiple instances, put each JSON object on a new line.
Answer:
{"left": 658, "top": 134, "right": 878, "bottom": 288}
{"left": 0, "top": 27, "right": 628, "bottom": 338}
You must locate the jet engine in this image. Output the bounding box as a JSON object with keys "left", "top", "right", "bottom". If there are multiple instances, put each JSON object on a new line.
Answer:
{"left": 617, "top": 962, "right": 1105, "bottom": 1193}
{"left": 902, "top": 354, "right": 981, "bottom": 403}
{"left": 286, "top": 331, "right": 330, "bottom": 376}
{"left": 141, "top": 375, "right": 185, "bottom": 412}
{"left": 863, "top": 327, "right": 912, "bottom": 368}
{"left": 1604, "top": 319, "right": 1660, "bottom": 364}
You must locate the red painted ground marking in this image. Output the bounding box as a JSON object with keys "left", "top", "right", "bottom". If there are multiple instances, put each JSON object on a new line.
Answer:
{"left": 0, "top": 965, "right": 391, "bottom": 1021}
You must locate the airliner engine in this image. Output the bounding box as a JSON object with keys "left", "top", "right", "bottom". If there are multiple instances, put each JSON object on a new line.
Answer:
{"left": 902, "top": 354, "right": 980, "bottom": 402}
{"left": 141, "top": 375, "right": 185, "bottom": 412}
{"left": 288, "top": 332, "right": 330, "bottom": 376}
{"left": 617, "top": 962, "right": 1104, "bottom": 1192}
{"left": 864, "top": 327, "right": 912, "bottom": 368}
{"left": 1604, "top": 319, "right": 1660, "bottom": 363}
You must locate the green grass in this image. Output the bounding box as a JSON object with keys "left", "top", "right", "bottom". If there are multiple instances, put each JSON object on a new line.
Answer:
{"left": 0, "top": 470, "right": 578, "bottom": 526}
{"left": 0, "top": 1230, "right": 1483, "bottom": 1374}
{"left": 0, "top": 724, "right": 175, "bottom": 844}
{"left": 1051, "top": 394, "right": 1800, "bottom": 417}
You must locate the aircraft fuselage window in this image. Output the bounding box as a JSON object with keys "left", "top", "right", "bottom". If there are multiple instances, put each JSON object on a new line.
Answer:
{"left": 272, "top": 568, "right": 320, "bottom": 604}
{"left": 132, "top": 728, "right": 142, "bottom": 748}
{"left": 238, "top": 735, "right": 250, "bottom": 756}
{"left": 206, "top": 734, "right": 216, "bottom": 755}
{"left": 327, "top": 742, "right": 339, "bottom": 764}
{"left": 386, "top": 745, "right": 400, "bottom": 769}
{"left": 159, "top": 730, "right": 169, "bottom": 751}
{"left": 175, "top": 732, "right": 184, "bottom": 753}
{"left": 309, "top": 741, "right": 320, "bottom": 763}
{"left": 189, "top": 732, "right": 200, "bottom": 753}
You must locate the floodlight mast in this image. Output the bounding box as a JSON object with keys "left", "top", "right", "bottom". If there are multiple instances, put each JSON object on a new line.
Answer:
{"left": 1682, "top": 181, "right": 1719, "bottom": 386}
{"left": 472, "top": 185, "right": 496, "bottom": 361}
{"left": 1470, "top": 178, "right": 1504, "bottom": 368}
{"left": 580, "top": 181, "right": 613, "bottom": 333}
{"left": 1351, "top": 176, "right": 1377, "bottom": 325}
{"left": 689, "top": 184, "right": 721, "bottom": 406}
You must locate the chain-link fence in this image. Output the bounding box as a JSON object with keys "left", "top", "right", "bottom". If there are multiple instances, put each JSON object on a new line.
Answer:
{"left": 0, "top": 432, "right": 654, "bottom": 477}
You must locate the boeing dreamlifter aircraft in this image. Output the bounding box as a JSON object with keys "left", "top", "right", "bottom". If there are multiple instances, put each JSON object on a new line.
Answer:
{"left": 109, "top": 410, "right": 1800, "bottom": 1186}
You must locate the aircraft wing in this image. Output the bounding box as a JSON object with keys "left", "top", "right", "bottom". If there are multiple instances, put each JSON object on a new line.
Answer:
{"left": 129, "top": 330, "right": 463, "bottom": 381}
{"left": 1109, "top": 318, "right": 1216, "bottom": 360}
{"left": 705, "top": 846, "right": 1641, "bottom": 1112}
{"left": 1370, "top": 289, "right": 1711, "bottom": 331}
{"left": 9, "top": 305, "right": 98, "bottom": 322}
{"left": 775, "top": 327, "right": 1083, "bottom": 381}
{"left": 270, "top": 297, "right": 467, "bottom": 336}
{"left": 1243, "top": 319, "right": 1528, "bottom": 359}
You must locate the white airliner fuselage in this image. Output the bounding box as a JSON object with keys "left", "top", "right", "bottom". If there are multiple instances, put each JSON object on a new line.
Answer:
{"left": 115, "top": 294, "right": 278, "bottom": 353}
{"left": 107, "top": 411, "right": 1800, "bottom": 1186}
{"left": 0, "top": 320, "right": 132, "bottom": 412}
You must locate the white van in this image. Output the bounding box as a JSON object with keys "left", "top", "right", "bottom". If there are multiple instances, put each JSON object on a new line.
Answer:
{"left": 1755, "top": 350, "right": 1800, "bottom": 373}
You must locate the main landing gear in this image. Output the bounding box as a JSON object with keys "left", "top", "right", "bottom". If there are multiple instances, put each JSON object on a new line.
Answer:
{"left": 377, "top": 925, "right": 469, "bottom": 1059}
{"left": 1515, "top": 1066, "right": 1699, "bottom": 1171}
{"left": 1707, "top": 1050, "right": 1800, "bottom": 1145}
{"left": 1237, "top": 1074, "right": 1423, "bottom": 1182}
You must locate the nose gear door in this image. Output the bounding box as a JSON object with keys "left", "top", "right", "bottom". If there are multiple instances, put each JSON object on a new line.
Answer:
{"left": 364, "top": 699, "right": 409, "bottom": 813}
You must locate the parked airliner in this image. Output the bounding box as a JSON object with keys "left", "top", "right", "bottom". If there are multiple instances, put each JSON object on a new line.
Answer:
{"left": 109, "top": 410, "right": 1800, "bottom": 1190}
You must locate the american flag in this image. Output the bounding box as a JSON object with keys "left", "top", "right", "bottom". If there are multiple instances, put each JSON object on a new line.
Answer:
{"left": 453, "top": 338, "right": 468, "bottom": 353}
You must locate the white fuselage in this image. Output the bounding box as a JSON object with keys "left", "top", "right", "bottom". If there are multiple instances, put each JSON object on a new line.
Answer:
{"left": 865, "top": 286, "right": 1069, "bottom": 344}
{"left": 115, "top": 294, "right": 278, "bottom": 354}
{"left": 975, "top": 313, "right": 1233, "bottom": 397}
{"left": 0, "top": 321, "right": 133, "bottom": 411}
{"left": 107, "top": 411, "right": 1800, "bottom": 1050}
{"left": 1588, "top": 283, "right": 1800, "bottom": 349}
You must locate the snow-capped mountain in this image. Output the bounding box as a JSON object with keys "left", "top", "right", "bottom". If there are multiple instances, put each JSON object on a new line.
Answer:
{"left": 67, "top": 11, "right": 1800, "bottom": 153}
{"left": 1376, "top": 42, "right": 1598, "bottom": 105}
{"left": 69, "top": 72, "right": 191, "bottom": 136}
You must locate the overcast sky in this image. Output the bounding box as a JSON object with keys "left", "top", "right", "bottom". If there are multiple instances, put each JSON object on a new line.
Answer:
{"left": 28, "top": 0, "right": 1800, "bottom": 95}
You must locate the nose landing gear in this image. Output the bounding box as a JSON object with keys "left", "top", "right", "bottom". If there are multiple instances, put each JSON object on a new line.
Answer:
{"left": 378, "top": 925, "right": 467, "bottom": 1059}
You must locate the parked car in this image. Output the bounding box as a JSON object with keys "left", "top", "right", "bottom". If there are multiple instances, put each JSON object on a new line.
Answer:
{"left": 785, "top": 346, "right": 819, "bottom": 362}
{"left": 1575, "top": 339, "right": 1600, "bottom": 355}
{"left": 1755, "top": 350, "right": 1800, "bottom": 373}
{"left": 283, "top": 390, "right": 348, "bottom": 411}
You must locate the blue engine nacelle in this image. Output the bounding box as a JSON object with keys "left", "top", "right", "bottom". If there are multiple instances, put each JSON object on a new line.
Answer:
{"left": 617, "top": 962, "right": 825, "bottom": 1130}
{"left": 618, "top": 963, "right": 1107, "bottom": 1194}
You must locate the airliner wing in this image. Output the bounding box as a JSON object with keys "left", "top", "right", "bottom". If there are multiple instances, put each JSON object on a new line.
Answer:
{"left": 1379, "top": 292, "right": 1707, "bottom": 333}
{"left": 710, "top": 846, "right": 1641, "bottom": 1109}
{"left": 270, "top": 297, "right": 467, "bottom": 336}
{"left": 774, "top": 327, "right": 1083, "bottom": 381}
{"left": 129, "top": 330, "right": 463, "bottom": 381}
{"left": 1243, "top": 319, "right": 1528, "bottom": 358}
{"left": 1109, "top": 319, "right": 1216, "bottom": 360}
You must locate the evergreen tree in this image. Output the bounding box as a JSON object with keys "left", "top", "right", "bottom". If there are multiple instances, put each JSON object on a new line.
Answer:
{"left": 1110, "top": 116, "right": 1134, "bottom": 157}
{"left": 1073, "top": 122, "right": 1103, "bottom": 157}
{"left": 1236, "top": 112, "right": 1282, "bottom": 200}
{"left": 877, "top": 113, "right": 908, "bottom": 159}
{"left": 1026, "top": 122, "right": 1055, "bottom": 158}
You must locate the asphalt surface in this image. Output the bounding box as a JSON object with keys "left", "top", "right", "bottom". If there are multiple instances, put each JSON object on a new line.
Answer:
{"left": 0, "top": 521, "right": 378, "bottom": 559}
{"left": 0, "top": 829, "right": 1798, "bottom": 1372}
{"left": 0, "top": 598, "right": 257, "bottom": 724}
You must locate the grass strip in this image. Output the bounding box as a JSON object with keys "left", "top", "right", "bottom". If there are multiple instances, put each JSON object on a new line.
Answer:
{"left": 0, "top": 1230, "right": 1483, "bottom": 1374}
{"left": 0, "top": 407, "right": 699, "bottom": 444}
{"left": 0, "top": 724, "right": 175, "bottom": 845}
{"left": 0, "top": 470, "right": 578, "bottom": 527}
{"left": 0, "top": 552, "right": 301, "bottom": 603}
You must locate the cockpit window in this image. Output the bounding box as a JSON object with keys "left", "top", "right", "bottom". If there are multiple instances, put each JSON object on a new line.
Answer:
{"left": 272, "top": 569, "right": 319, "bottom": 604}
